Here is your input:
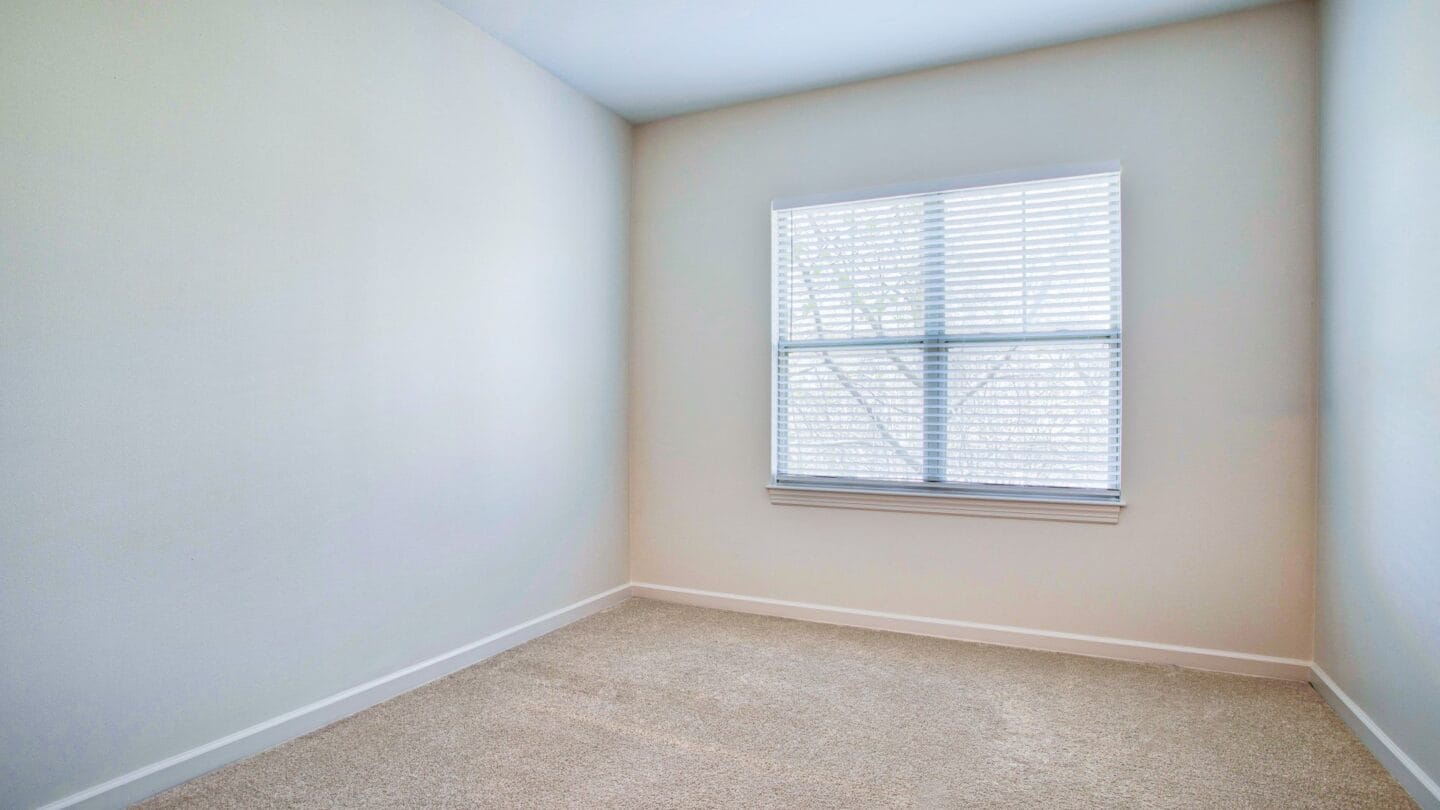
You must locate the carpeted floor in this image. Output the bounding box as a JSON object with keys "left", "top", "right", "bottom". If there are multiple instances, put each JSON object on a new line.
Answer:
{"left": 138, "top": 598, "right": 1417, "bottom": 808}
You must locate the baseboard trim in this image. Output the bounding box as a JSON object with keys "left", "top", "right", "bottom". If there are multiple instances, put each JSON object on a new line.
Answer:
{"left": 37, "top": 583, "right": 632, "bottom": 810}
{"left": 631, "top": 582, "right": 1311, "bottom": 681}
{"left": 1310, "top": 664, "right": 1440, "bottom": 810}
{"left": 37, "top": 583, "right": 1358, "bottom": 810}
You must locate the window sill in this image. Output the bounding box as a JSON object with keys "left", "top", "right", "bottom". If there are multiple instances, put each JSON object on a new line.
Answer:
{"left": 766, "top": 484, "right": 1122, "bottom": 524}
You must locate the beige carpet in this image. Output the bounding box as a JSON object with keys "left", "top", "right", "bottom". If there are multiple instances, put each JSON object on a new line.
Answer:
{"left": 138, "top": 598, "right": 1416, "bottom": 809}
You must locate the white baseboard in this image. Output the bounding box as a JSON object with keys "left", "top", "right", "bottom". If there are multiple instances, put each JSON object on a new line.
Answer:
{"left": 55, "top": 583, "right": 1425, "bottom": 810}
{"left": 37, "top": 583, "right": 632, "bottom": 810}
{"left": 1310, "top": 665, "right": 1440, "bottom": 810}
{"left": 631, "top": 582, "right": 1311, "bottom": 681}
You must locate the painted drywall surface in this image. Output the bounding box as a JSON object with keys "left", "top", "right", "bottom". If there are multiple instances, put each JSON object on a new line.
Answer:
{"left": 0, "top": 1, "right": 629, "bottom": 807}
{"left": 630, "top": 3, "right": 1318, "bottom": 659}
{"left": 436, "top": 0, "right": 1289, "bottom": 121}
{"left": 1317, "top": 0, "right": 1440, "bottom": 787}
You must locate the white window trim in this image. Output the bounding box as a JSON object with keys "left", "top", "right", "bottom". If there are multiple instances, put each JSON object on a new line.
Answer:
{"left": 766, "top": 483, "right": 1122, "bottom": 524}
{"left": 769, "top": 162, "right": 1125, "bottom": 521}
{"left": 770, "top": 161, "right": 1123, "bottom": 213}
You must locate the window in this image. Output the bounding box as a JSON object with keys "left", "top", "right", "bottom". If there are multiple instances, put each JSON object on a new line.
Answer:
{"left": 770, "top": 165, "right": 1122, "bottom": 518}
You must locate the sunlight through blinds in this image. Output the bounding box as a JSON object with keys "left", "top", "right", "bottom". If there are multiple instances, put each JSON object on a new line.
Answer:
{"left": 773, "top": 168, "right": 1122, "bottom": 500}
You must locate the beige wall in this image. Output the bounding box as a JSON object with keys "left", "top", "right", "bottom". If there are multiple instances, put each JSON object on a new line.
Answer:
{"left": 1317, "top": 0, "right": 1440, "bottom": 793}
{"left": 630, "top": 3, "right": 1318, "bottom": 658}
{"left": 0, "top": 2, "right": 629, "bottom": 807}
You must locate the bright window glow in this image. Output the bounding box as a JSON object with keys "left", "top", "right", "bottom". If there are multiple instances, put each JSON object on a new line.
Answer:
{"left": 772, "top": 169, "right": 1122, "bottom": 501}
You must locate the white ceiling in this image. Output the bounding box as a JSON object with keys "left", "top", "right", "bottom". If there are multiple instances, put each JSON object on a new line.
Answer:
{"left": 437, "top": 0, "right": 1283, "bottom": 122}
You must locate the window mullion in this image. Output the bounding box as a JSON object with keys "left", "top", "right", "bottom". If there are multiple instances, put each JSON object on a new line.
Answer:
{"left": 922, "top": 197, "right": 947, "bottom": 483}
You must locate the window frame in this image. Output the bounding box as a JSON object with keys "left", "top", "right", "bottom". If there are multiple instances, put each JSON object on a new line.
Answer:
{"left": 768, "top": 162, "right": 1124, "bottom": 522}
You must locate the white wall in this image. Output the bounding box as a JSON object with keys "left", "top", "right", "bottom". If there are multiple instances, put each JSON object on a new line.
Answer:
{"left": 0, "top": 2, "right": 629, "bottom": 807}
{"left": 630, "top": 3, "right": 1318, "bottom": 659}
{"left": 1317, "top": 0, "right": 1440, "bottom": 796}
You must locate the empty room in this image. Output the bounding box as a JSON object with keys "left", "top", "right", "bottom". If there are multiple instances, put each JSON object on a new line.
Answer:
{"left": 2, "top": 0, "right": 1437, "bottom": 807}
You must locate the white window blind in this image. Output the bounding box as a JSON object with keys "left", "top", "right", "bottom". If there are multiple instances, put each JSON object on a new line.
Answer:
{"left": 772, "top": 166, "right": 1122, "bottom": 502}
